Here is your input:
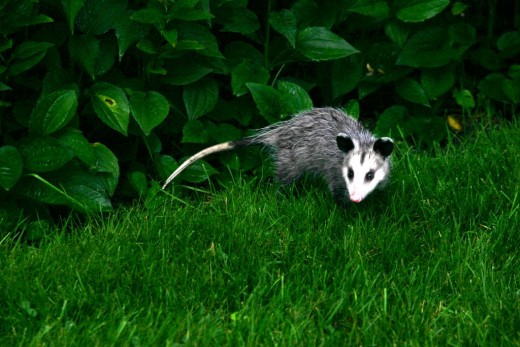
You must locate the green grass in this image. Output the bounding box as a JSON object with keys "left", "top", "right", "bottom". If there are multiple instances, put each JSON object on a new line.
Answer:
{"left": 1, "top": 124, "right": 520, "bottom": 346}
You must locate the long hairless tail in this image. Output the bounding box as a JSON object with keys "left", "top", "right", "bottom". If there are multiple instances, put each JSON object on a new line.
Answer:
{"left": 161, "top": 138, "right": 254, "bottom": 189}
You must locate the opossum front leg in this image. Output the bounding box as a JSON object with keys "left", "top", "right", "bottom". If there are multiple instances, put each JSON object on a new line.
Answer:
{"left": 325, "top": 173, "right": 348, "bottom": 205}
{"left": 329, "top": 183, "right": 348, "bottom": 205}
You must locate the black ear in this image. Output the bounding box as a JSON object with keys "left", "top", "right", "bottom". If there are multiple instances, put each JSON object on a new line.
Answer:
{"left": 336, "top": 133, "right": 355, "bottom": 153}
{"left": 373, "top": 137, "right": 394, "bottom": 157}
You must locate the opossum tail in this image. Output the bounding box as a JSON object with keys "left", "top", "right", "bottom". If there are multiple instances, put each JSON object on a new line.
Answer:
{"left": 161, "top": 138, "right": 255, "bottom": 189}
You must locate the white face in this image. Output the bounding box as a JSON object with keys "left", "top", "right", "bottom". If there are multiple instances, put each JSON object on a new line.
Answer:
{"left": 342, "top": 152, "right": 387, "bottom": 203}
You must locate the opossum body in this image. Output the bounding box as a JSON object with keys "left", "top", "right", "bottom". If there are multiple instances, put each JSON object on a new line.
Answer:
{"left": 162, "top": 108, "right": 394, "bottom": 203}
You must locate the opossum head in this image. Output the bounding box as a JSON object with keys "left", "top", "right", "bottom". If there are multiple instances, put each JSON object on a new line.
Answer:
{"left": 336, "top": 134, "right": 394, "bottom": 203}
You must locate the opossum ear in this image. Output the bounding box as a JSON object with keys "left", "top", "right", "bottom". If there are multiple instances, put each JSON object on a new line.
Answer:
{"left": 373, "top": 137, "right": 394, "bottom": 157}
{"left": 336, "top": 133, "right": 356, "bottom": 153}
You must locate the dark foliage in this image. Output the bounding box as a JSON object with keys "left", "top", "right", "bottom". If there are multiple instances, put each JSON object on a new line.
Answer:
{"left": 0, "top": 0, "right": 518, "bottom": 224}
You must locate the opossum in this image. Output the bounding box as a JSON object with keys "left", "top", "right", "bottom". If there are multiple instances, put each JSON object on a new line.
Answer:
{"left": 162, "top": 107, "right": 394, "bottom": 203}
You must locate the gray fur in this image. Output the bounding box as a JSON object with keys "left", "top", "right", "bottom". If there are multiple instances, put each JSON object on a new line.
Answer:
{"left": 162, "top": 107, "right": 393, "bottom": 203}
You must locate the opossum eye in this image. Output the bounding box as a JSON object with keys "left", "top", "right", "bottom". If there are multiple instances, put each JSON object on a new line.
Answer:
{"left": 347, "top": 168, "right": 354, "bottom": 180}
{"left": 365, "top": 171, "right": 375, "bottom": 181}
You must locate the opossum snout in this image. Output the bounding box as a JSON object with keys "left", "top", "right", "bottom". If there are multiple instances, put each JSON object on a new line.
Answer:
{"left": 349, "top": 192, "right": 364, "bottom": 203}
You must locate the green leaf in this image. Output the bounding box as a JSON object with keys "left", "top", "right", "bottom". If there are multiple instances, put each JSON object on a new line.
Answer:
{"left": 115, "top": 11, "right": 148, "bottom": 60}
{"left": 129, "top": 90, "right": 170, "bottom": 136}
{"left": 408, "top": 116, "right": 446, "bottom": 145}
{"left": 8, "top": 41, "right": 54, "bottom": 76}
{"left": 278, "top": 81, "right": 313, "bottom": 115}
{"left": 358, "top": 82, "right": 381, "bottom": 100}
{"left": 291, "top": 0, "right": 336, "bottom": 29}
{"left": 38, "top": 163, "right": 114, "bottom": 212}
{"left": 451, "top": 2, "right": 469, "bottom": 15}
{"left": 296, "top": 27, "right": 359, "bottom": 61}
{"left": 396, "top": 78, "right": 430, "bottom": 107}
{"left": 57, "top": 167, "right": 114, "bottom": 212}
{"left": 183, "top": 78, "right": 219, "bottom": 120}
{"left": 21, "top": 137, "right": 74, "bottom": 173}
{"left": 131, "top": 8, "right": 165, "bottom": 26}
{"left": 176, "top": 22, "right": 223, "bottom": 58}
{"left": 246, "top": 83, "right": 283, "bottom": 122}
{"left": 171, "top": 8, "right": 214, "bottom": 21}
{"left": 453, "top": 89, "right": 475, "bottom": 110}
{"left": 162, "top": 29, "right": 178, "bottom": 47}
{"left": 219, "top": 8, "right": 259, "bottom": 34}
{"left": 76, "top": 0, "right": 127, "bottom": 35}
{"left": 17, "top": 175, "right": 68, "bottom": 206}
{"left": 182, "top": 120, "right": 211, "bottom": 143}
{"left": 471, "top": 48, "right": 502, "bottom": 71}
{"left": 136, "top": 38, "right": 158, "bottom": 54}
{"left": 448, "top": 23, "right": 476, "bottom": 55}
{"left": 69, "top": 35, "right": 100, "bottom": 77}
{"left": 128, "top": 171, "right": 148, "bottom": 196}
{"left": 29, "top": 90, "right": 78, "bottom": 135}
{"left": 89, "top": 82, "right": 130, "bottom": 136}
{"left": 179, "top": 159, "right": 218, "bottom": 183}
{"left": 146, "top": 63, "right": 167, "bottom": 76}
{"left": 398, "top": 24, "right": 474, "bottom": 69}
{"left": 156, "top": 155, "right": 178, "bottom": 181}
{"left": 384, "top": 21, "right": 410, "bottom": 48}
{"left": 497, "top": 31, "right": 520, "bottom": 58}
{"left": 143, "top": 133, "right": 162, "bottom": 155}
{"left": 9, "top": 14, "right": 54, "bottom": 28}
{"left": 10, "top": 41, "right": 54, "bottom": 60}
{"left": 0, "top": 40, "right": 13, "bottom": 54}
{"left": 163, "top": 59, "right": 213, "bottom": 85}
{"left": 269, "top": 10, "right": 297, "bottom": 47}
{"left": 92, "top": 143, "right": 119, "bottom": 196}
{"left": 231, "top": 62, "right": 270, "bottom": 96}
{"left": 56, "top": 128, "right": 97, "bottom": 168}
{"left": 0, "top": 146, "right": 23, "bottom": 190}
{"left": 0, "top": 82, "right": 11, "bottom": 92}
{"left": 174, "top": 40, "right": 206, "bottom": 52}
{"left": 343, "top": 99, "right": 360, "bottom": 120}
{"left": 92, "top": 143, "right": 118, "bottom": 176}
{"left": 395, "top": 0, "right": 450, "bottom": 22}
{"left": 478, "top": 73, "right": 520, "bottom": 104}
{"left": 174, "top": 0, "right": 202, "bottom": 9}
{"left": 61, "top": 0, "right": 85, "bottom": 33}
{"left": 421, "top": 66, "right": 455, "bottom": 99}
{"left": 331, "top": 56, "right": 363, "bottom": 98}
{"left": 211, "top": 124, "right": 243, "bottom": 143}
{"left": 348, "top": 0, "right": 390, "bottom": 19}
{"left": 508, "top": 65, "right": 520, "bottom": 80}
{"left": 219, "top": 152, "right": 241, "bottom": 172}
{"left": 224, "top": 42, "right": 264, "bottom": 71}
{"left": 94, "top": 36, "right": 117, "bottom": 77}
{"left": 397, "top": 27, "right": 455, "bottom": 67}
{"left": 374, "top": 105, "right": 410, "bottom": 137}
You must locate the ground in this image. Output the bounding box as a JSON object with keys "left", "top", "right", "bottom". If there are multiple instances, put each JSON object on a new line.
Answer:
{"left": 1, "top": 124, "right": 519, "bottom": 346}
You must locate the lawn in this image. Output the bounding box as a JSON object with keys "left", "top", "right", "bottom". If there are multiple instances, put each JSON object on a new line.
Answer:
{"left": 1, "top": 124, "right": 519, "bottom": 346}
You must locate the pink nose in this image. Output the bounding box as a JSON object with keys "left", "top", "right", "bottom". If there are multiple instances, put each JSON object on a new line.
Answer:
{"left": 349, "top": 194, "right": 363, "bottom": 203}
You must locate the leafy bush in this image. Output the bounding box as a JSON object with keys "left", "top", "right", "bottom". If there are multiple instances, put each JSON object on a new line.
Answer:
{"left": 0, "top": 0, "right": 519, "bottom": 224}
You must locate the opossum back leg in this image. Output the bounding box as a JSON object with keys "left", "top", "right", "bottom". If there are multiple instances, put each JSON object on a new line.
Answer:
{"left": 275, "top": 164, "right": 300, "bottom": 184}
{"left": 273, "top": 150, "right": 301, "bottom": 184}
